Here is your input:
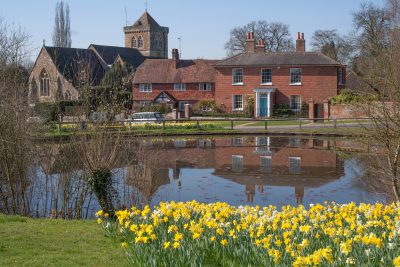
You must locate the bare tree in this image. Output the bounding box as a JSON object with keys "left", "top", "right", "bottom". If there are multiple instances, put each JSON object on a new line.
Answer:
{"left": 224, "top": 20, "right": 294, "bottom": 56}
{"left": 311, "top": 29, "right": 354, "bottom": 64}
{"left": 0, "top": 17, "right": 33, "bottom": 215}
{"left": 352, "top": 1, "right": 400, "bottom": 200}
{"left": 52, "top": 1, "right": 72, "bottom": 48}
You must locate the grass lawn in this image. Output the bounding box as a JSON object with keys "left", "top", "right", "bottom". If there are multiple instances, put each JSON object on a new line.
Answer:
{"left": 242, "top": 119, "right": 311, "bottom": 127}
{"left": 0, "top": 214, "right": 128, "bottom": 267}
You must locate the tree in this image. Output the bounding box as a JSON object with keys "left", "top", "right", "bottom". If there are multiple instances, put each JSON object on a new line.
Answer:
{"left": 311, "top": 29, "right": 354, "bottom": 64}
{"left": 52, "top": 1, "right": 72, "bottom": 48}
{"left": 351, "top": 1, "right": 400, "bottom": 201}
{"left": 224, "top": 20, "right": 294, "bottom": 56}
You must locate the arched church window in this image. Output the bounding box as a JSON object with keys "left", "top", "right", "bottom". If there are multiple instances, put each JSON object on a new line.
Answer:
{"left": 64, "top": 90, "right": 71, "bottom": 100}
{"left": 138, "top": 36, "right": 143, "bottom": 48}
{"left": 131, "top": 37, "right": 137, "bottom": 48}
{"left": 40, "top": 69, "right": 50, "bottom": 96}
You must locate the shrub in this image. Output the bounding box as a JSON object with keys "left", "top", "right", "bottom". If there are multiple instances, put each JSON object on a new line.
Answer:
{"left": 193, "top": 100, "right": 218, "bottom": 114}
{"left": 244, "top": 95, "right": 255, "bottom": 118}
{"left": 273, "top": 103, "right": 293, "bottom": 117}
{"left": 329, "top": 89, "right": 377, "bottom": 105}
{"left": 34, "top": 102, "right": 59, "bottom": 122}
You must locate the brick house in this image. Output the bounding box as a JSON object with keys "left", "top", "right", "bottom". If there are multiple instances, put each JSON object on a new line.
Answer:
{"left": 132, "top": 48, "right": 217, "bottom": 112}
{"left": 213, "top": 32, "right": 346, "bottom": 118}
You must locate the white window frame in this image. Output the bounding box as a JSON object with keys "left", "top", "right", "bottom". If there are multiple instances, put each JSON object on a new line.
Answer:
{"left": 260, "top": 156, "right": 272, "bottom": 172}
{"left": 290, "top": 68, "right": 302, "bottom": 85}
{"left": 232, "top": 155, "right": 244, "bottom": 172}
{"left": 139, "top": 83, "right": 152, "bottom": 92}
{"left": 289, "top": 156, "right": 301, "bottom": 174}
{"left": 261, "top": 68, "right": 272, "bottom": 85}
{"left": 174, "top": 83, "right": 187, "bottom": 91}
{"left": 199, "top": 83, "right": 212, "bottom": 91}
{"left": 232, "top": 95, "right": 243, "bottom": 111}
{"left": 290, "top": 95, "right": 301, "bottom": 111}
{"left": 232, "top": 137, "right": 244, "bottom": 146}
{"left": 232, "top": 68, "right": 243, "bottom": 85}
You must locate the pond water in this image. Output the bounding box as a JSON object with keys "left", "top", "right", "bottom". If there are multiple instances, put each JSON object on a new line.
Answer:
{"left": 0, "top": 135, "right": 388, "bottom": 219}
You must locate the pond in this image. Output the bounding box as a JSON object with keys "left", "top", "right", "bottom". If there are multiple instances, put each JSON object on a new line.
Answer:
{"left": 0, "top": 135, "right": 388, "bottom": 219}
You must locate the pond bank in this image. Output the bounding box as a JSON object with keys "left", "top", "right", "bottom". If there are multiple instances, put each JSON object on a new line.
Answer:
{"left": 0, "top": 214, "right": 128, "bottom": 267}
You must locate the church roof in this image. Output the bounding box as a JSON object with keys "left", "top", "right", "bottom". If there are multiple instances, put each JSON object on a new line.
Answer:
{"left": 44, "top": 46, "right": 105, "bottom": 88}
{"left": 124, "top": 12, "right": 168, "bottom": 32}
{"left": 133, "top": 58, "right": 218, "bottom": 84}
{"left": 214, "top": 51, "right": 342, "bottom": 67}
{"left": 89, "top": 44, "right": 148, "bottom": 68}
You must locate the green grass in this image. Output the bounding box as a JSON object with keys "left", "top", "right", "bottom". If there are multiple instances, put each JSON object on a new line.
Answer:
{"left": 243, "top": 120, "right": 312, "bottom": 127}
{"left": 0, "top": 214, "right": 129, "bottom": 267}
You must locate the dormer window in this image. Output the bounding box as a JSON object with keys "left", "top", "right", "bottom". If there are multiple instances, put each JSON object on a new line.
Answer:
{"left": 199, "top": 83, "right": 212, "bottom": 91}
{"left": 40, "top": 69, "right": 50, "bottom": 96}
{"left": 174, "top": 83, "right": 186, "bottom": 91}
{"left": 139, "top": 83, "right": 152, "bottom": 92}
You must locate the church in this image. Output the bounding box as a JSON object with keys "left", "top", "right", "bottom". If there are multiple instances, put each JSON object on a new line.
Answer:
{"left": 29, "top": 12, "right": 173, "bottom": 103}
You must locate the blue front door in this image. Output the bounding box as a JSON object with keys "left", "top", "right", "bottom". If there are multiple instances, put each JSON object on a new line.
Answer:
{"left": 260, "top": 94, "right": 268, "bottom": 117}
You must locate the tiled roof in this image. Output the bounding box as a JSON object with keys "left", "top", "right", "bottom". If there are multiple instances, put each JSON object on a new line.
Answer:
{"left": 133, "top": 59, "right": 218, "bottom": 84}
{"left": 89, "top": 44, "right": 148, "bottom": 68}
{"left": 133, "top": 90, "right": 215, "bottom": 101}
{"left": 44, "top": 46, "right": 105, "bottom": 87}
{"left": 214, "top": 52, "right": 342, "bottom": 67}
{"left": 124, "top": 12, "right": 166, "bottom": 31}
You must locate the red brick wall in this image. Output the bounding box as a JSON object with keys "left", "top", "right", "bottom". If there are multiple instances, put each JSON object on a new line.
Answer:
{"left": 329, "top": 104, "right": 367, "bottom": 119}
{"left": 215, "top": 66, "right": 340, "bottom": 117}
{"left": 132, "top": 83, "right": 215, "bottom": 102}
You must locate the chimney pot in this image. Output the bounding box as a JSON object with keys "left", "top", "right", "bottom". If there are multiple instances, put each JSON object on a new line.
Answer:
{"left": 246, "top": 31, "right": 255, "bottom": 53}
{"left": 296, "top": 32, "right": 306, "bottom": 52}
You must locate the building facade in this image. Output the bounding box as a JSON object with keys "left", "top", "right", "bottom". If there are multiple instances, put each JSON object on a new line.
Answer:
{"left": 213, "top": 33, "right": 346, "bottom": 118}
{"left": 132, "top": 48, "right": 217, "bottom": 112}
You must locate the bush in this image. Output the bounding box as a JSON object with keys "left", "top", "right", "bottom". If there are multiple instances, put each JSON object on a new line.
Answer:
{"left": 329, "top": 89, "right": 377, "bottom": 105}
{"left": 244, "top": 95, "right": 254, "bottom": 118}
{"left": 193, "top": 100, "right": 218, "bottom": 114}
{"left": 34, "top": 102, "right": 59, "bottom": 122}
{"left": 138, "top": 104, "right": 172, "bottom": 114}
{"left": 273, "top": 103, "right": 293, "bottom": 117}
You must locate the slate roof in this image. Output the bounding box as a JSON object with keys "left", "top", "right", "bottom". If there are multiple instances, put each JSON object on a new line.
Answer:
{"left": 214, "top": 52, "right": 342, "bottom": 67}
{"left": 124, "top": 12, "right": 167, "bottom": 32}
{"left": 89, "top": 44, "right": 148, "bottom": 68}
{"left": 133, "top": 59, "right": 218, "bottom": 84}
{"left": 44, "top": 46, "right": 105, "bottom": 87}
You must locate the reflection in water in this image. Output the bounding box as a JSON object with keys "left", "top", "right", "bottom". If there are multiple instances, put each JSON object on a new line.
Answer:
{"left": 0, "top": 135, "right": 388, "bottom": 218}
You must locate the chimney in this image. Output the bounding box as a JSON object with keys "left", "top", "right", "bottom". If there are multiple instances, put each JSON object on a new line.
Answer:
{"left": 296, "top": 32, "right": 306, "bottom": 52}
{"left": 172, "top": 48, "right": 179, "bottom": 67}
{"left": 246, "top": 32, "right": 255, "bottom": 53}
{"left": 255, "top": 39, "right": 265, "bottom": 53}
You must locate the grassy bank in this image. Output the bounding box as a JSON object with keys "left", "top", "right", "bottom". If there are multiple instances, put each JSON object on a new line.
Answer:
{"left": 0, "top": 214, "right": 128, "bottom": 267}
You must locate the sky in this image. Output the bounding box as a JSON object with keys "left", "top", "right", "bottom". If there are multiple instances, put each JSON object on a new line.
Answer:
{"left": 0, "top": 0, "right": 386, "bottom": 61}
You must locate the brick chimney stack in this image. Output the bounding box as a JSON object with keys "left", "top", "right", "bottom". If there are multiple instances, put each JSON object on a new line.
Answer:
{"left": 255, "top": 39, "right": 266, "bottom": 53}
{"left": 172, "top": 48, "right": 179, "bottom": 67}
{"left": 246, "top": 32, "right": 255, "bottom": 53}
{"left": 296, "top": 32, "right": 306, "bottom": 52}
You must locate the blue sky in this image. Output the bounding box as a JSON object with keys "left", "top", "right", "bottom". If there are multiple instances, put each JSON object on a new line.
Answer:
{"left": 1, "top": 0, "right": 385, "bottom": 61}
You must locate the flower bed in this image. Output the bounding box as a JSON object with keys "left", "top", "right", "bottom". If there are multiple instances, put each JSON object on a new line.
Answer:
{"left": 97, "top": 201, "right": 400, "bottom": 266}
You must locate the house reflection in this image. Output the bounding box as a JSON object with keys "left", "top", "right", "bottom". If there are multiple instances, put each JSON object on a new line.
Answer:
{"left": 140, "top": 136, "right": 345, "bottom": 205}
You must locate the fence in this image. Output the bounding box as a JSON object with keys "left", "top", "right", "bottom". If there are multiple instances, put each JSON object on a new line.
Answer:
{"left": 51, "top": 117, "right": 371, "bottom": 134}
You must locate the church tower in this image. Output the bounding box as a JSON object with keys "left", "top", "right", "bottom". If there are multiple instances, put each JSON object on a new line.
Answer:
{"left": 123, "top": 12, "right": 169, "bottom": 58}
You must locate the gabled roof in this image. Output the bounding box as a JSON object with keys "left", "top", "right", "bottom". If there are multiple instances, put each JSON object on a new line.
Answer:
{"left": 44, "top": 46, "right": 105, "bottom": 87}
{"left": 89, "top": 44, "right": 148, "bottom": 68}
{"left": 133, "top": 59, "right": 218, "bottom": 84}
{"left": 214, "top": 52, "right": 342, "bottom": 67}
{"left": 124, "top": 12, "right": 168, "bottom": 32}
